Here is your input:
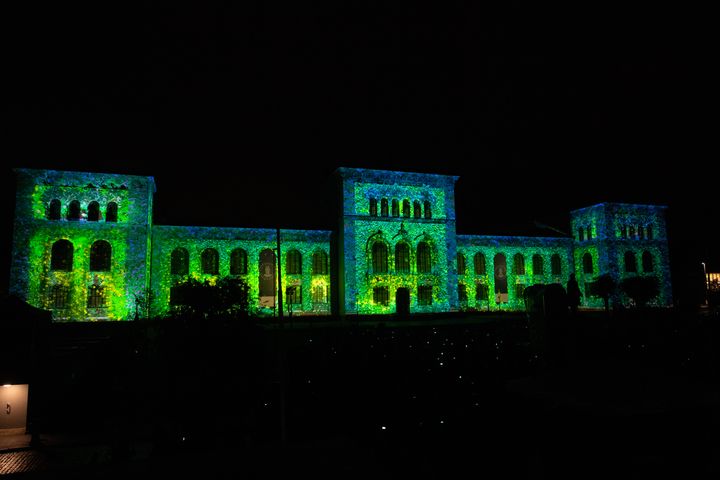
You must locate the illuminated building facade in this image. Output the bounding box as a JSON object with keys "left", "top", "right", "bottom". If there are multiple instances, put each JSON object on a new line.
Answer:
{"left": 10, "top": 168, "right": 673, "bottom": 321}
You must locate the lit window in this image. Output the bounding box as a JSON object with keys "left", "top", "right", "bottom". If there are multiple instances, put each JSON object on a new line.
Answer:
{"left": 457, "top": 253, "right": 466, "bottom": 275}
{"left": 369, "top": 198, "right": 378, "bottom": 216}
{"left": 474, "top": 253, "right": 486, "bottom": 275}
{"left": 413, "top": 201, "right": 421, "bottom": 219}
{"left": 87, "top": 285, "right": 106, "bottom": 308}
{"left": 230, "top": 248, "right": 248, "bottom": 275}
{"left": 51, "top": 239, "right": 73, "bottom": 271}
{"left": 380, "top": 198, "right": 389, "bottom": 217}
{"left": 418, "top": 285, "right": 433, "bottom": 305}
{"left": 423, "top": 201, "right": 432, "bottom": 219}
{"left": 312, "top": 250, "right": 328, "bottom": 275}
{"left": 373, "top": 286, "right": 389, "bottom": 305}
{"left": 202, "top": 248, "right": 219, "bottom": 275}
{"left": 90, "top": 240, "right": 112, "bottom": 271}
{"left": 171, "top": 248, "right": 189, "bottom": 275}
{"left": 532, "top": 254, "right": 544, "bottom": 275}
{"left": 286, "top": 250, "right": 302, "bottom": 275}
{"left": 402, "top": 200, "right": 411, "bottom": 218}
{"left": 50, "top": 285, "right": 69, "bottom": 308}
{"left": 417, "top": 242, "right": 431, "bottom": 273}
{"left": 372, "top": 242, "right": 388, "bottom": 274}
{"left": 513, "top": 253, "right": 525, "bottom": 275}
{"left": 391, "top": 199, "right": 399, "bottom": 217}
{"left": 395, "top": 243, "right": 410, "bottom": 273}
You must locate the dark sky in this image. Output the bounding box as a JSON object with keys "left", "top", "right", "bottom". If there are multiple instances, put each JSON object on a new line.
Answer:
{"left": 2, "top": 3, "right": 714, "bottom": 294}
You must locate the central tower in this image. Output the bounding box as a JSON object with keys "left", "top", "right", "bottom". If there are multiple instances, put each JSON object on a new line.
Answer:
{"left": 336, "top": 168, "right": 459, "bottom": 315}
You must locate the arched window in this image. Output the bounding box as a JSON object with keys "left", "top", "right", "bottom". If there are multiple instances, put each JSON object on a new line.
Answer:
{"left": 642, "top": 251, "right": 654, "bottom": 272}
{"left": 413, "top": 201, "right": 421, "bottom": 218}
{"left": 417, "top": 242, "right": 431, "bottom": 273}
{"left": 201, "top": 248, "right": 219, "bottom": 275}
{"left": 87, "top": 285, "right": 106, "bottom": 308}
{"left": 90, "top": 240, "right": 112, "bottom": 271}
{"left": 582, "top": 252, "right": 593, "bottom": 274}
{"left": 578, "top": 227, "right": 584, "bottom": 241}
{"left": 286, "top": 249, "right": 302, "bottom": 274}
{"left": 587, "top": 227, "right": 592, "bottom": 240}
{"left": 423, "top": 200, "right": 432, "bottom": 219}
{"left": 395, "top": 243, "right": 410, "bottom": 273}
{"left": 457, "top": 253, "right": 466, "bottom": 275}
{"left": 647, "top": 225, "right": 653, "bottom": 240}
{"left": 106, "top": 202, "right": 118, "bottom": 222}
{"left": 391, "top": 199, "right": 399, "bottom": 217}
{"left": 638, "top": 226, "right": 645, "bottom": 240}
{"left": 170, "top": 248, "right": 189, "bottom": 275}
{"left": 50, "top": 239, "right": 73, "bottom": 271}
{"left": 402, "top": 199, "right": 411, "bottom": 218}
{"left": 621, "top": 226, "right": 627, "bottom": 238}
{"left": 369, "top": 198, "right": 378, "bottom": 216}
{"left": 513, "top": 253, "right": 525, "bottom": 275}
{"left": 48, "top": 199, "right": 61, "bottom": 220}
{"left": 380, "top": 198, "right": 389, "bottom": 217}
{"left": 67, "top": 200, "right": 81, "bottom": 221}
{"left": 458, "top": 283, "right": 467, "bottom": 302}
{"left": 88, "top": 201, "right": 101, "bottom": 221}
{"left": 532, "top": 254, "right": 544, "bottom": 275}
{"left": 629, "top": 226, "right": 635, "bottom": 238}
{"left": 230, "top": 248, "right": 248, "bottom": 275}
{"left": 372, "top": 242, "right": 388, "bottom": 274}
{"left": 551, "top": 254, "right": 562, "bottom": 275}
{"left": 312, "top": 250, "right": 328, "bottom": 275}
{"left": 624, "top": 251, "right": 637, "bottom": 273}
{"left": 474, "top": 253, "right": 486, "bottom": 275}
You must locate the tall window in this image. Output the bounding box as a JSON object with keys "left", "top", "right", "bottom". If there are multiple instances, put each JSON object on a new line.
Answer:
{"left": 395, "top": 243, "right": 410, "bottom": 273}
{"left": 418, "top": 285, "right": 433, "bottom": 305}
{"left": 230, "top": 248, "right": 248, "bottom": 275}
{"left": 587, "top": 227, "right": 592, "bottom": 240}
{"left": 474, "top": 253, "right": 486, "bottom": 275}
{"left": 286, "top": 286, "right": 302, "bottom": 304}
{"left": 638, "top": 226, "right": 645, "bottom": 240}
{"left": 88, "top": 201, "right": 101, "bottom": 221}
{"left": 87, "top": 285, "right": 106, "bottom": 308}
{"left": 50, "top": 285, "right": 70, "bottom": 309}
{"left": 286, "top": 249, "right": 302, "bottom": 274}
{"left": 312, "top": 250, "right": 328, "bottom": 275}
{"left": 476, "top": 284, "right": 489, "bottom": 301}
{"left": 413, "top": 201, "right": 421, "bottom": 218}
{"left": 423, "top": 200, "right": 432, "bottom": 219}
{"left": 457, "top": 253, "right": 466, "bottom": 275}
{"left": 629, "top": 226, "right": 635, "bottom": 238}
{"left": 391, "top": 199, "right": 399, "bottom": 217}
{"left": 624, "top": 251, "right": 637, "bottom": 273}
{"left": 369, "top": 198, "right": 378, "bottom": 216}
{"left": 201, "top": 248, "right": 219, "bottom": 275}
{"left": 647, "top": 225, "right": 653, "bottom": 240}
{"left": 578, "top": 227, "right": 584, "bottom": 241}
{"left": 373, "top": 286, "right": 389, "bottom": 305}
{"left": 513, "top": 253, "right": 525, "bottom": 275}
{"left": 551, "top": 254, "right": 562, "bottom": 275}
{"left": 106, "top": 202, "right": 118, "bottom": 222}
{"left": 417, "top": 242, "right": 431, "bottom": 273}
{"left": 532, "top": 254, "right": 544, "bottom": 275}
{"left": 380, "top": 198, "right": 389, "bottom": 217}
{"left": 90, "top": 240, "right": 112, "bottom": 271}
{"left": 402, "top": 199, "right": 411, "bottom": 218}
{"left": 48, "top": 199, "right": 61, "bottom": 220}
{"left": 68, "top": 200, "right": 81, "bottom": 221}
{"left": 171, "top": 248, "right": 189, "bottom": 275}
{"left": 458, "top": 283, "right": 467, "bottom": 302}
{"left": 621, "top": 226, "right": 627, "bottom": 238}
{"left": 372, "top": 242, "right": 388, "bottom": 274}
{"left": 582, "top": 252, "right": 593, "bottom": 274}
{"left": 51, "top": 239, "right": 73, "bottom": 271}
{"left": 642, "top": 251, "right": 654, "bottom": 272}
{"left": 312, "top": 285, "right": 328, "bottom": 304}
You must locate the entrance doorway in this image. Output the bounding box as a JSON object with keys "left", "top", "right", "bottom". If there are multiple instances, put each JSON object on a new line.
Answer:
{"left": 396, "top": 287, "right": 410, "bottom": 315}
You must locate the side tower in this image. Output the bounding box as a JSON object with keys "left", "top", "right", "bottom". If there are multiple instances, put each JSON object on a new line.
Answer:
{"left": 10, "top": 169, "right": 155, "bottom": 320}
{"left": 336, "top": 168, "right": 459, "bottom": 315}
{"left": 570, "top": 203, "right": 672, "bottom": 307}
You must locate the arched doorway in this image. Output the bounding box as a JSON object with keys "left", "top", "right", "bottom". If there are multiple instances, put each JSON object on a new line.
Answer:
{"left": 259, "top": 249, "right": 276, "bottom": 307}
{"left": 396, "top": 287, "right": 410, "bottom": 315}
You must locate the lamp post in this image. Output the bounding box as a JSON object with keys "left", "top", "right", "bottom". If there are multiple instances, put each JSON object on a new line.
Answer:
{"left": 702, "top": 262, "right": 708, "bottom": 305}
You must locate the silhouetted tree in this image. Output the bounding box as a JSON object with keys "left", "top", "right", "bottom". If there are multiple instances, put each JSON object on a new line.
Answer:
{"left": 620, "top": 276, "right": 659, "bottom": 307}
{"left": 594, "top": 274, "right": 616, "bottom": 313}
{"left": 133, "top": 287, "right": 156, "bottom": 319}
{"left": 171, "top": 277, "right": 250, "bottom": 318}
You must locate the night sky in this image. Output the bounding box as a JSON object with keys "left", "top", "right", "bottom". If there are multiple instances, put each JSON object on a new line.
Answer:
{"left": 2, "top": 4, "right": 714, "bottom": 296}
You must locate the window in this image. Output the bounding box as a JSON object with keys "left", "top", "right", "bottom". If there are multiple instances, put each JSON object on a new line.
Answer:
{"left": 68, "top": 200, "right": 81, "bottom": 221}
{"left": 51, "top": 239, "right": 73, "bottom": 271}
{"left": 312, "top": 285, "right": 328, "bottom": 304}
{"left": 629, "top": 226, "right": 635, "bottom": 238}
{"left": 391, "top": 199, "right": 399, "bottom": 217}
{"left": 418, "top": 285, "right": 433, "bottom": 305}
{"left": 395, "top": 242, "right": 410, "bottom": 273}
{"left": 638, "top": 226, "right": 645, "bottom": 240}
{"left": 373, "top": 286, "right": 389, "bottom": 305}
{"left": 474, "top": 253, "right": 486, "bottom": 275}
{"left": 312, "top": 250, "right": 328, "bottom": 275}
{"left": 515, "top": 284, "right": 526, "bottom": 300}
{"left": 458, "top": 283, "right": 467, "bottom": 302}
{"left": 106, "top": 202, "right": 118, "bottom": 222}
{"left": 402, "top": 199, "right": 411, "bottom": 217}
{"left": 624, "top": 251, "right": 637, "bottom": 273}
{"left": 369, "top": 198, "right": 378, "bottom": 216}
{"left": 423, "top": 200, "right": 432, "bottom": 219}
{"left": 372, "top": 242, "right": 388, "bottom": 274}
{"left": 90, "top": 240, "right": 112, "bottom": 271}
{"left": 578, "top": 227, "right": 584, "bottom": 241}
{"left": 286, "top": 249, "right": 302, "bottom": 274}
{"left": 201, "top": 248, "right": 219, "bottom": 275}
{"left": 587, "top": 227, "right": 592, "bottom": 240}
{"left": 417, "top": 242, "right": 431, "bottom": 273}
{"left": 457, "top": 253, "right": 466, "bottom": 275}
{"left": 582, "top": 252, "right": 593, "bottom": 274}
{"left": 87, "top": 285, "right": 106, "bottom": 308}
{"left": 551, "top": 254, "right": 562, "bottom": 275}
{"left": 286, "top": 286, "right": 302, "bottom": 305}
{"left": 380, "top": 198, "right": 389, "bottom": 217}
{"left": 642, "top": 251, "right": 654, "bottom": 272}
{"left": 513, "top": 253, "right": 525, "bottom": 275}
{"left": 88, "top": 201, "right": 100, "bottom": 221}
{"left": 532, "top": 254, "right": 544, "bottom": 275}
{"left": 50, "top": 285, "right": 69, "bottom": 309}
{"left": 476, "top": 284, "right": 489, "bottom": 301}
{"left": 621, "top": 226, "right": 627, "bottom": 238}
{"left": 170, "top": 248, "right": 189, "bottom": 275}
{"left": 48, "top": 199, "right": 61, "bottom": 220}
{"left": 230, "top": 248, "right": 248, "bottom": 275}
{"left": 413, "top": 201, "right": 421, "bottom": 218}
{"left": 647, "top": 225, "right": 653, "bottom": 240}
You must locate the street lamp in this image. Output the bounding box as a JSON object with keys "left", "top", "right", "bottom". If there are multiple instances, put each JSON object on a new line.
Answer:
{"left": 702, "top": 262, "right": 708, "bottom": 305}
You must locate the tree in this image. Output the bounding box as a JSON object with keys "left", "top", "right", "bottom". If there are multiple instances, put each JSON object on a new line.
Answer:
{"left": 133, "top": 287, "right": 156, "bottom": 319}
{"left": 620, "top": 276, "right": 660, "bottom": 308}
{"left": 594, "top": 274, "right": 616, "bottom": 313}
{"left": 171, "top": 276, "right": 250, "bottom": 319}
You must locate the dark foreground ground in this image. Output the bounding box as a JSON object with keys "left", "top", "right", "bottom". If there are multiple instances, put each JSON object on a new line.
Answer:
{"left": 3, "top": 308, "right": 720, "bottom": 478}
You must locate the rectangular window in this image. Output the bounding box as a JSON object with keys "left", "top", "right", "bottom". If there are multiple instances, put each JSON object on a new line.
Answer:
{"left": 458, "top": 283, "right": 467, "bottom": 302}
{"left": 373, "top": 286, "right": 389, "bottom": 306}
{"left": 87, "top": 285, "right": 106, "bottom": 308}
{"left": 286, "top": 286, "right": 302, "bottom": 304}
{"left": 50, "top": 285, "right": 69, "bottom": 308}
{"left": 312, "top": 285, "right": 328, "bottom": 304}
{"left": 476, "top": 283, "right": 489, "bottom": 302}
{"left": 418, "top": 285, "right": 433, "bottom": 306}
